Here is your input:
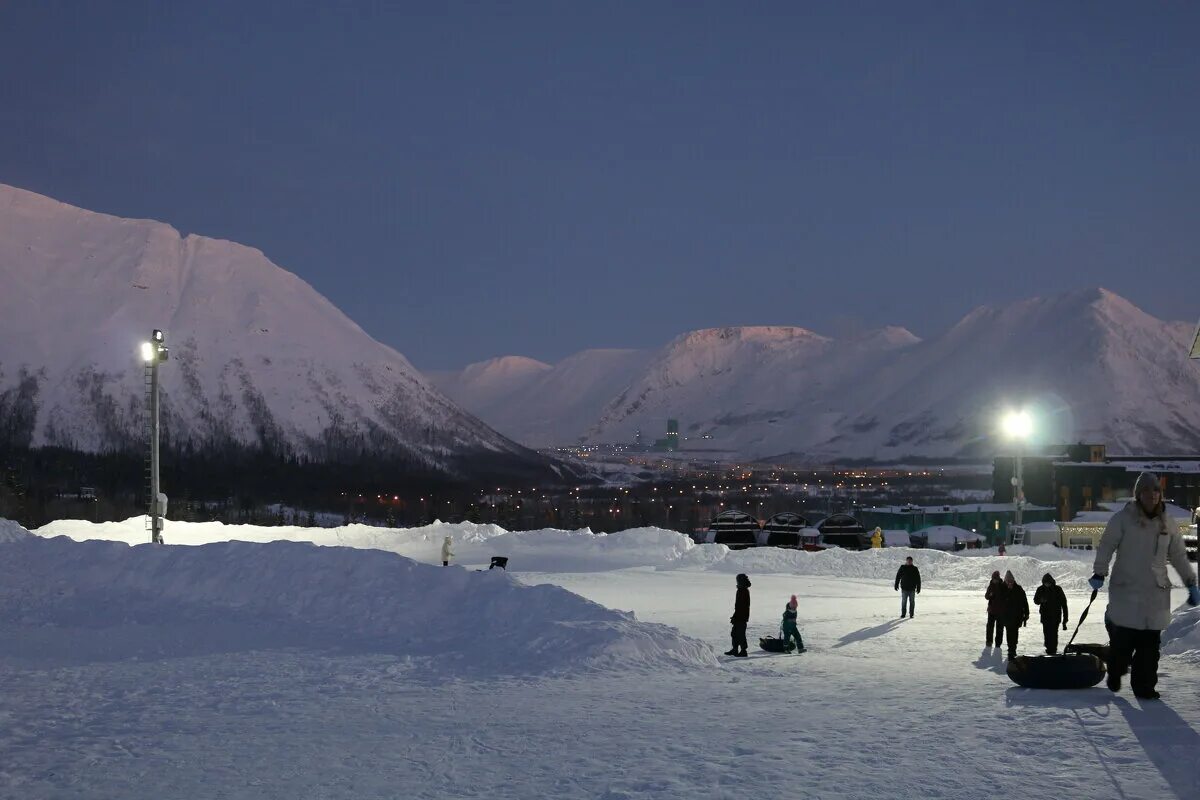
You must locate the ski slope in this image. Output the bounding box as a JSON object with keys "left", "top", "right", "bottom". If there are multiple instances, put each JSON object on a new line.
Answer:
{"left": 5, "top": 517, "right": 1199, "bottom": 799}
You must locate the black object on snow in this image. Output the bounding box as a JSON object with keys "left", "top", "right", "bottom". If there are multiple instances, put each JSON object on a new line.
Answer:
{"left": 1006, "top": 589, "right": 1107, "bottom": 690}
{"left": 489, "top": 556, "right": 508, "bottom": 570}
{"left": 1007, "top": 652, "right": 1106, "bottom": 689}
{"left": 759, "top": 636, "right": 799, "bottom": 653}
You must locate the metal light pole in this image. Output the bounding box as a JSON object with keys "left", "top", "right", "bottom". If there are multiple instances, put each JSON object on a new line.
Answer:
{"left": 1002, "top": 410, "right": 1032, "bottom": 542}
{"left": 142, "top": 330, "right": 169, "bottom": 544}
{"left": 1013, "top": 442, "right": 1024, "bottom": 528}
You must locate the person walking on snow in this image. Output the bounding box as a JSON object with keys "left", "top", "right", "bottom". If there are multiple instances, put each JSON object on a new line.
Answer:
{"left": 894, "top": 556, "right": 921, "bottom": 618}
{"left": 1033, "top": 573, "right": 1069, "bottom": 654}
{"left": 985, "top": 570, "right": 1006, "bottom": 648}
{"left": 1000, "top": 570, "right": 1029, "bottom": 659}
{"left": 1089, "top": 471, "right": 1200, "bottom": 699}
{"left": 726, "top": 573, "right": 752, "bottom": 657}
{"left": 441, "top": 535, "right": 454, "bottom": 567}
{"left": 781, "top": 595, "right": 804, "bottom": 652}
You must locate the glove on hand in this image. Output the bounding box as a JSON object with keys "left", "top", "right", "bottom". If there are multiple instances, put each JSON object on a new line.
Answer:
{"left": 1088, "top": 575, "right": 1105, "bottom": 591}
{"left": 1188, "top": 585, "right": 1200, "bottom": 607}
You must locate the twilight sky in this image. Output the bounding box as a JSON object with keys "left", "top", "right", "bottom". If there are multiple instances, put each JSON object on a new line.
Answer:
{"left": 2, "top": 2, "right": 1197, "bottom": 369}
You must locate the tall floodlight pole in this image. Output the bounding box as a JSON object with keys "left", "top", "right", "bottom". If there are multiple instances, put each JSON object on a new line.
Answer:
{"left": 1002, "top": 410, "right": 1033, "bottom": 533}
{"left": 141, "top": 330, "right": 169, "bottom": 544}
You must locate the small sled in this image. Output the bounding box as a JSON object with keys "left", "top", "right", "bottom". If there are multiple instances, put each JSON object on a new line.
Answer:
{"left": 759, "top": 637, "right": 796, "bottom": 653}
{"left": 1006, "top": 589, "right": 1107, "bottom": 690}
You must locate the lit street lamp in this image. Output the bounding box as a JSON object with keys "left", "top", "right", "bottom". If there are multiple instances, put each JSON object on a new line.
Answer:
{"left": 1001, "top": 410, "right": 1032, "bottom": 534}
{"left": 141, "top": 329, "right": 169, "bottom": 544}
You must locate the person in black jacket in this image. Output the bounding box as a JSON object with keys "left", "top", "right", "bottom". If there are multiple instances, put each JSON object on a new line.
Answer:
{"left": 894, "top": 557, "right": 921, "bottom": 618}
{"left": 985, "top": 571, "right": 1006, "bottom": 648}
{"left": 725, "top": 573, "right": 751, "bottom": 657}
{"left": 1033, "top": 573, "right": 1069, "bottom": 654}
{"left": 1000, "top": 570, "right": 1030, "bottom": 659}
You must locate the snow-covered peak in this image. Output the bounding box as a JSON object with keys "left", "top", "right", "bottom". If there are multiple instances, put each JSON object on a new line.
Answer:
{"left": 460, "top": 355, "right": 552, "bottom": 386}
{"left": 668, "top": 325, "right": 829, "bottom": 351}
{"left": 0, "top": 183, "right": 551, "bottom": 476}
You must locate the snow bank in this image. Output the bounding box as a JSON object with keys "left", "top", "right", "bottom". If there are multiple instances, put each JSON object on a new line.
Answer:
{"left": 1163, "top": 605, "right": 1200, "bottom": 663}
{"left": 35, "top": 518, "right": 695, "bottom": 572}
{"left": 35, "top": 518, "right": 1109, "bottom": 591}
{"left": 0, "top": 518, "right": 32, "bottom": 542}
{"left": 665, "top": 543, "right": 1098, "bottom": 592}
{"left": 0, "top": 536, "right": 715, "bottom": 676}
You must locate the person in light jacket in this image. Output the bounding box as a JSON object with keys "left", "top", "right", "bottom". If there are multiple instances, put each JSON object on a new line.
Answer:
{"left": 441, "top": 535, "right": 454, "bottom": 567}
{"left": 1090, "top": 472, "right": 1200, "bottom": 699}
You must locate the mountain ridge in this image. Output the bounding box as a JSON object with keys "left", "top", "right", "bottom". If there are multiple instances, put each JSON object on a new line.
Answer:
{"left": 0, "top": 183, "right": 560, "bottom": 480}
{"left": 433, "top": 287, "right": 1200, "bottom": 460}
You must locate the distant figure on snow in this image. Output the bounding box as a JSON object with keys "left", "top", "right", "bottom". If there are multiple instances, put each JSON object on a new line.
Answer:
{"left": 441, "top": 535, "right": 454, "bottom": 567}
{"left": 894, "top": 556, "right": 921, "bottom": 618}
{"left": 870, "top": 528, "right": 883, "bottom": 549}
{"left": 985, "top": 570, "right": 1006, "bottom": 648}
{"left": 726, "top": 573, "right": 751, "bottom": 657}
{"left": 1089, "top": 471, "right": 1199, "bottom": 699}
{"left": 781, "top": 594, "right": 804, "bottom": 652}
{"left": 1033, "top": 573, "right": 1069, "bottom": 655}
{"left": 1000, "top": 570, "right": 1029, "bottom": 659}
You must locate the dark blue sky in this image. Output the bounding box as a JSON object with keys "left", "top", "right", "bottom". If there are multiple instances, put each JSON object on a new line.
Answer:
{"left": 2, "top": 2, "right": 1197, "bottom": 368}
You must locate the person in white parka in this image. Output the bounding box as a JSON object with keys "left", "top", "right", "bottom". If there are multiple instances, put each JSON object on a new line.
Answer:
{"left": 441, "top": 535, "right": 454, "bottom": 567}
{"left": 1090, "top": 472, "right": 1200, "bottom": 699}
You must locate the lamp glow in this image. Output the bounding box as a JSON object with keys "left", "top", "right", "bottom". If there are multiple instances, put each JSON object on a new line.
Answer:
{"left": 141, "top": 342, "right": 155, "bottom": 362}
{"left": 1002, "top": 410, "right": 1032, "bottom": 440}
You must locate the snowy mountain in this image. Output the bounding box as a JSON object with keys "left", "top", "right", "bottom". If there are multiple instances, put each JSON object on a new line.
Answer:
{"left": 432, "top": 348, "right": 652, "bottom": 447}
{"left": 0, "top": 183, "right": 561, "bottom": 479}
{"left": 429, "top": 355, "right": 552, "bottom": 420}
{"left": 434, "top": 290, "right": 1200, "bottom": 461}
{"left": 588, "top": 324, "right": 921, "bottom": 456}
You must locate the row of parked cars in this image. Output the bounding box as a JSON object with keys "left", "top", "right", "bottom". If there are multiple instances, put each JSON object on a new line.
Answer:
{"left": 692, "top": 509, "right": 879, "bottom": 551}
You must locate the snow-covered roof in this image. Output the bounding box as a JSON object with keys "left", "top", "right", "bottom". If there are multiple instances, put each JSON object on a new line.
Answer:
{"left": 862, "top": 502, "right": 1054, "bottom": 514}
{"left": 912, "top": 525, "right": 983, "bottom": 544}
{"left": 1071, "top": 502, "right": 1193, "bottom": 524}
{"left": 1053, "top": 460, "right": 1200, "bottom": 474}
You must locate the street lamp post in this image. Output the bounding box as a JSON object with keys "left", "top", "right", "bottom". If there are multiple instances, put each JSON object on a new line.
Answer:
{"left": 1001, "top": 410, "right": 1032, "bottom": 540}
{"left": 141, "top": 330, "right": 169, "bottom": 544}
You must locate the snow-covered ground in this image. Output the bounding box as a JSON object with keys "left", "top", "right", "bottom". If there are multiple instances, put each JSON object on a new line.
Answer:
{"left": 4, "top": 518, "right": 1199, "bottom": 799}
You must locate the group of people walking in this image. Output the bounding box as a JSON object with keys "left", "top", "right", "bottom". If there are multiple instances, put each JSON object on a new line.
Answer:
{"left": 982, "top": 569, "right": 1067, "bottom": 659}
{"left": 725, "top": 472, "right": 1200, "bottom": 699}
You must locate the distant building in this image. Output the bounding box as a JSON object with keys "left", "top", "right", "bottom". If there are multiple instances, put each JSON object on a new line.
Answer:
{"left": 652, "top": 418, "right": 681, "bottom": 452}
{"left": 858, "top": 503, "right": 1055, "bottom": 546}
{"left": 994, "top": 443, "right": 1200, "bottom": 521}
